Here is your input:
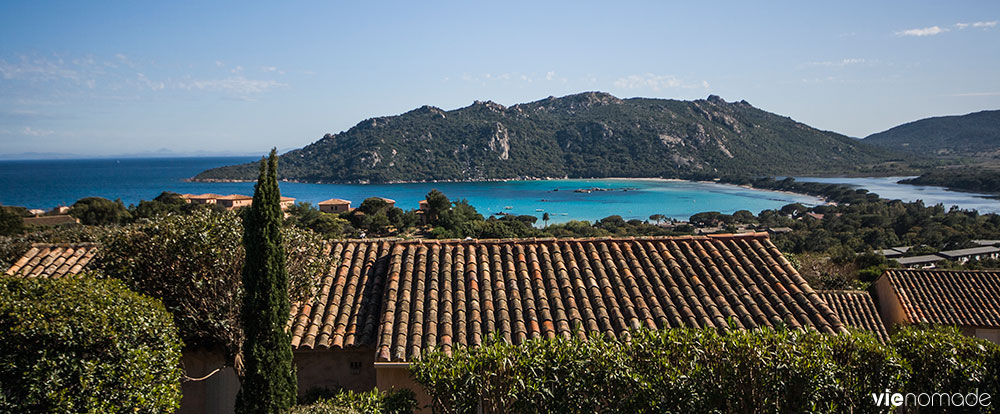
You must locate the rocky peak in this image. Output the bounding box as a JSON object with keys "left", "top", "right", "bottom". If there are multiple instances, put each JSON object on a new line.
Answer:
{"left": 406, "top": 105, "right": 447, "bottom": 118}
{"left": 706, "top": 95, "right": 727, "bottom": 105}
{"left": 533, "top": 91, "right": 623, "bottom": 112}
{"left": 471, "top": 100, "right": 506, "bottom": 113}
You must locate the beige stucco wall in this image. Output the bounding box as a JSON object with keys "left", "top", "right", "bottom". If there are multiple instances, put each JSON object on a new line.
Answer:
{"left": 179, "top": 348, "right": 379, "bottom": 414}
{"left": 872, "top": 277, "right": 907, "bottom": 333}
{"left": 294, "top": 348, "right": 377, "bottom": 395}
{"left": 320, "top": 204, "right": 350, "bottom": 213}
{"left": 975, "top": 328, "right": 1000, "bottom": 344}
{"left": 376, "top": 364, "right": 432, "bottom": 413}
{"left": 178, "top": 348, "right": 239, "bottom": 414}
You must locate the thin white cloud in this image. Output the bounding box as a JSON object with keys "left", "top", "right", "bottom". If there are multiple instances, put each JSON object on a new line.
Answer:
{"left": 897, "top": 26, "right": 948, "bottom": 36}
{"left": 897, "top": 21, "right": 996, "bottom": 37}
{"left": 613, "top": 73, "right": 708, "bottom": 91}
{"left": 947, "top": 92, "right": 1000, "bottom": 97}
{"left": 0, "top": 54, "right": 286, "bottom": 102}
{"left": 0, "top": 57, "right": 82, "bottom": 81}
{"left": 22, "top": 126, "right": 55, "bottom": 137}
{"left": 804, "top": 58, "right": 867, "bottom": 67}
{"left": 175, "top": 76, "right": 286, "bottom": 95}
{"left": 956, "top": 21, "right": 997, "bottom": 29}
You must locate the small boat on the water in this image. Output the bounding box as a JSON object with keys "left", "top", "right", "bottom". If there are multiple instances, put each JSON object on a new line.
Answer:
{"left": 535, "top": 209, "right": 544, "bottom": 212}
{"left": 504, "top": 206, "right": 513, "bottom": 210}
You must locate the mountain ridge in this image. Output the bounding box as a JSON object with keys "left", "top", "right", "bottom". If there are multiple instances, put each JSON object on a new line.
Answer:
{"left": 194, "top": 92, "right": 905, "bottom": 183}
{"left": 863, "top": 109, "right": 1000, "bottom": 157}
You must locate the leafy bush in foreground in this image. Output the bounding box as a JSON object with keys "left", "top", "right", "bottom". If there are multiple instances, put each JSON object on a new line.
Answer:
{"left": 291, "top": 389, "right": 417, "bottom": 414}
{"left": 0, "top": 277, "right": 182, "bottom": 413}
{"left": 411, "top": 326, "right": 1000, "bottom": 414}
{"left": 893, "top": 325, "right": 1000, "bottom": 407}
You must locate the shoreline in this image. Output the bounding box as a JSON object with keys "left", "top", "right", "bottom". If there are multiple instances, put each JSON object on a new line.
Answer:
{"left": 191, "top": 175, "right": 830, "bottom": 206}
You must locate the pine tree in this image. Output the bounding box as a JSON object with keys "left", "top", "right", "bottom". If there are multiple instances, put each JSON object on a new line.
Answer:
{"left": 235, "top": 149, "right": 297, "bottom": 413}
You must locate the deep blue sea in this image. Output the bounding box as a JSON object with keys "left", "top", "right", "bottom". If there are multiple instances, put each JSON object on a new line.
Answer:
{"left": 0, "top": 157, "right": 995, "bottom": 223}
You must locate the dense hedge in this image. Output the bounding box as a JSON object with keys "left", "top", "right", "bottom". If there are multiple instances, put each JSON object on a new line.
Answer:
{"left": 0, "top": 276, "right": 182, "bottom": 413}
{"left": 411, "top": 326, "right": 999, "bottom": 414}
{"left": 291, "top": 389, "right": 417, "bottom": 414}
{"left": 97, "top": 209, "right": 330, "bottom": 359}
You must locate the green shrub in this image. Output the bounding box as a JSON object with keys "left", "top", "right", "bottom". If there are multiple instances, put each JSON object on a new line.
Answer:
{"left": 0, "top": 276, "right": 182, "bottom": 413}
{"left": 409, "top": 327, "right": 922, "bottom": 414}
{"left": 291, "top": 389, "right": 417, "bottom": 414}
{"left": 892, "top": 325, "right": 1000, "bottom": 409}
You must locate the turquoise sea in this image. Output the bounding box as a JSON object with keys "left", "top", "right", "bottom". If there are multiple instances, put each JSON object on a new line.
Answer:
{"left": 0, "top": 157, "right": 995, "bottom": 223}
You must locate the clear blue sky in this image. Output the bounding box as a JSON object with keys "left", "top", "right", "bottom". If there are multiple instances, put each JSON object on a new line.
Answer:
{"left": 1, "top": 1, "right": 998, "bottom": 158}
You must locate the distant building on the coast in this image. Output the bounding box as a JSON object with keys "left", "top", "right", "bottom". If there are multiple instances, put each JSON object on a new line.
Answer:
{"left": 179, "top": 193, "right": 293, "bottom": 211}
{"left": 214, "top": 194, "right": 253, "bottom": 210}
{"left": 877, "top": 246, "right": 913, "bottom": 259}
{"left": 181, "top": 193, "right": 221, "bottom": 206}
{"left": 895, "top": 255, "right": 945, "bottom": 269}
{"left": 766, "top": 227, "right": 793, "bottom": 234}
{"left": 877, "top": 244, "right": 999, "bottom": 268}
{"left": 377, "top": 197, "right": 396, "bottom": 208}
{"left": 937, "top": 246, "right": 1000, "bottom": 264}
{"left": 318, "top": 198, "right": 352, "bottom": 213}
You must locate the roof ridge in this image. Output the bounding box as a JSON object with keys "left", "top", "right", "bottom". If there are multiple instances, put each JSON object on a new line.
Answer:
{"left": 341, "top": 233, "right": 772, "bottom": 245}
{"left": 30, "top": 242, "right": 99, "bottom": 248}
{"left": 817, "top": 289, "right": 871, "bottom": 294}
{"left": 888, "top": 268, "right": 1000, "bottom": 274}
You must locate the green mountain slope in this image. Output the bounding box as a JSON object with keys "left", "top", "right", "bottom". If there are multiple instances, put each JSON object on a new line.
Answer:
{"left": 864, "top": 110, "right": 1000, "bottom": 157}
{"left": 194, "top": 92, "right": 903, "bottom": 183}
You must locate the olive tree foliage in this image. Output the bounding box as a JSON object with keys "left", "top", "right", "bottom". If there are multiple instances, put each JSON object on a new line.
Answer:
{"left": 0, "top": 205, "right": 25, "bottom": 237}
{"left": 0, "top": 277, "right": 182, "bottom": 414}
{"left": 69, "top": 196, "right": 131, "bottom": 225}
{"left": 97, "top": 208, "right": 330, "bottom": 360}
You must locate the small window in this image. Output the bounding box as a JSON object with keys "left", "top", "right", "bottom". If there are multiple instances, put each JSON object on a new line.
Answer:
{"left": 350, "top": 361, "right": 362, "bottom": 375}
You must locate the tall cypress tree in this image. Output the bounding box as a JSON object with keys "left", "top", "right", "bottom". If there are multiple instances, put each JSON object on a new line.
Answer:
{"left": 236, "top": 149, "right": 297, "bottom": 413}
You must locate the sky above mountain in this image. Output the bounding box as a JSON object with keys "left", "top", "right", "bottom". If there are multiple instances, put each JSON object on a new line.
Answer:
{"left": 1, "top": 1, "right": 998, "bottom": 158}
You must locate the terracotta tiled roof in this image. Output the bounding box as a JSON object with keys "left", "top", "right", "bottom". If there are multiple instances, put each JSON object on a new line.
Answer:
{"left": 882, "top": 269, "right": 1000, "bottom": 328}
{"left": 215, "top": 194, "right": 253, "bottom": 201}
{"left": 318, "top": 198, "right": 351, "bottom": 205}
{"left": 289, "top": 241, "right": 393, "bottom": 350}
{"left": 817, "top": 290, "right": 889, "bottom": 342}
{"left": 22, "top": 215, "right": 80, "bottom": 227}
{"left": 289, "top": 234, "right": 845, "bottom": 361}
{"left": 182, "top": 193, "right": 223, "bottom": 200}
{"left": 4, "top": 243, "right": 99, "bottom": 278}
